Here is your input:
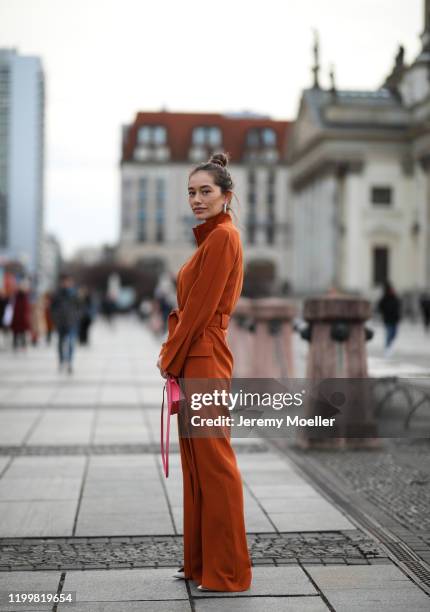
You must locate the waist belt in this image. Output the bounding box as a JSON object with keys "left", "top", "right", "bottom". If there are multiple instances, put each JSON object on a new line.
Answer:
{"left": 169, "top": 309, "right": 230, "bottom": 330}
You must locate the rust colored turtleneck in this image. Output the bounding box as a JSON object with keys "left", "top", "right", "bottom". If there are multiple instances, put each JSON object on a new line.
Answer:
{"left": 159, "top": 209, "right": 243, "bottom": 377}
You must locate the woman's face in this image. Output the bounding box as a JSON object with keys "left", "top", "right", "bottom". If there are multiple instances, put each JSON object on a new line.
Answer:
{"left": 188, "top": 171, "right": 230, "bottom": 221}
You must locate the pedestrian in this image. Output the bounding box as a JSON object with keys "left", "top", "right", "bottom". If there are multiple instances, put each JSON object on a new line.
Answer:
{"left": 377, "top": 280, "right": 402, "bottom": 357}
{"left": 154, "top": 271, "right": 177, "bottom": 333}
{"left": 29, "top": 292, "right": 45, "bottom": 346}
{"left": 43, "top": 292, "right": 55, "bottom": 345}
{"left": 419, "top": 290, "right": 430, "bottom": 333}
{"left": 10, "top": 281, "right": 31, "bottom": 350}
{"left": 78, "top": 287, "right": 95, "bottom": 345}
{"left": 156, "top": 152, "right": 252, "bottom": 592}
{"left": 0, "top": 289, "right": 10, "bottom": 349}
{"left": 101, "top": 292, "right": 116, "bottom": 325}
{"left": 51, "top": 274, "right": 81, "bottom": 374}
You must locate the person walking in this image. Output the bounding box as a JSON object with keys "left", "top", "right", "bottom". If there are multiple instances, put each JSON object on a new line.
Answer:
{"left": 419, "top": 290, "right": 430, "bottom": 333}
{"left": 156, "top": 153, "right": 252, "bottom": 592}
{"left": 377, "top": 280, "right": 402, "bottom": 357}
{"left": 10, "top": 281, "right": 31, "bottom": 350}
{"left": 51, "top": 274, "right": 81, "bottom": 373}
{"left": 43, "top": 292, "right": 55, "bottom": 345}
{"left": 154, "top": 272, "right": 177, "bottom": 334}
{"left": 78, "top": 287, "right": 95, "bottom": 345}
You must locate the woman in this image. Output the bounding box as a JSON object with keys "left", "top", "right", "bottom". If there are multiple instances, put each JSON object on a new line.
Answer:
{"left": 11, "top": 282, "right": 31, "bottom": 349}
{"left": 156, "top": 153, "right": 252, "bottom": 592}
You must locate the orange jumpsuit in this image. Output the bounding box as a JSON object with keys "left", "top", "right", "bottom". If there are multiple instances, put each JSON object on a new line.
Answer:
{"left": 159, "top": 210, "right": 252, "bottom": 592}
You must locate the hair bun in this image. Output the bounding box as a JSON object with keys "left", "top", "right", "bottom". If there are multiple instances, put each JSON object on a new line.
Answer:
{"left": 209, "top": 152, "right": 229, "bottom": 168}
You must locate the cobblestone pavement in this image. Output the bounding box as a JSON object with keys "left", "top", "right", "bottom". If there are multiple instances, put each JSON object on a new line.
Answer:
{"left": 283, "top": 439, "right": 430, "bottom": 538}
{"left": 0, "top": 530, "right": 389, "bottom": 571}
{"left": 271, "top": 437, "right": 430, "bottom": 593}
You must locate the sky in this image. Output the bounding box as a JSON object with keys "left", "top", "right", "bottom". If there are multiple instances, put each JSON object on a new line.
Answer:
{"left": 0, "top": 0, "right": 424, "bottom": 257}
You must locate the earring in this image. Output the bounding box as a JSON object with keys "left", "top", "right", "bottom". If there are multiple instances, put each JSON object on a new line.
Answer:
{"left": 223, "top": 201, "right": 228, "bottom": 213}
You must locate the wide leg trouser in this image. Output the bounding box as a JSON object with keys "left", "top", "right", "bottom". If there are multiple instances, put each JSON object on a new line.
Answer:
{"left": 178, "top": 415, "right": 252, "bottom": 591}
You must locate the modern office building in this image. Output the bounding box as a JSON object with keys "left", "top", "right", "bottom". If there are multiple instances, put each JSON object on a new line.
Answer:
{"left": 0, "top": 48, "right": 45, "bottom": 285}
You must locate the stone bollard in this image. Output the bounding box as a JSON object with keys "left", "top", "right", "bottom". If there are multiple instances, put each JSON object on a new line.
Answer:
{"left": 229, "top": 297, "right": 296, "bottom": 378}
{"left": 250, "top": 298, "right": 297, "bottom": 378}
{"left": 297, "top": 293, "right": 379, "bottom": 450}
{"left": 228, "top": 298, "right": 255, "bottom": 377}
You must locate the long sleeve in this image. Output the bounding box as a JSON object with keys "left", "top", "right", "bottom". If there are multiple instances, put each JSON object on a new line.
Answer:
{"left": 160, "top": 228, "right": 238, "bottom": 377}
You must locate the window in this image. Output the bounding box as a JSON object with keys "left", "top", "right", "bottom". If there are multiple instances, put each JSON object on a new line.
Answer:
{"left": 262, "top": 128, "right": 276, "bottom": 146}
{"left": 373, "top": 246, "right": 389, "bottom": 285}
{"left": 246, "top": 127, "right": 277, "bottom": 148}
{"left": 137, "top": 178, "right": 147, "bottom": 242}
{"left": 371, "top": 186, "right": 392, "bottom": 206}
{"left": 137, "top": 126, "right": 151, "bottom": 145}
{"left": 247, "top": 170, "right": 257, "bottom": 244}
{"left": 137, "top": 125, "right": 167, "bottom": 146}
{"left": 208, "top": 127, "right": 221, "bottom": 146}
{"left": 246, "top": 128, "right": 260, "bottom": 147}
{"left": 266, "top": 171, "right": 276, "bottom": 244}
{"left": 192, "top": 126, "right": 222, "bottom": 147}
{"left": 155, "top": 178, "right": 165, "bottom": 243}
{"left": 153, "top": 126, "right": 166, "bottom": 145}
{"left": 193, "top": 127, "right": 206, "bottom": 145}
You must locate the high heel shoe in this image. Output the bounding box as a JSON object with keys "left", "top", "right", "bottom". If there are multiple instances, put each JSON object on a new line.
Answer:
{"left": 172, "top": 566, "right": 185, "bottom": 579}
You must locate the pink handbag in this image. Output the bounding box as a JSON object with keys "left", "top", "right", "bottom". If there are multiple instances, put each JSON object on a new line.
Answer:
{"left": 161, "top": 375, "right": 183, "bottom": 477}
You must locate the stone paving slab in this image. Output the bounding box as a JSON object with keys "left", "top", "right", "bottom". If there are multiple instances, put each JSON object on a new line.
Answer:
{"left": 0, "top": 411, "right": 40, "bottom": 445}
{"left": 307, "top": 565, "right": 430, "bottom": 611}
{"left": 0, "top": 457, "right": 10, "bottom": 473}
{"left": 75, "top": 509, "right": 176, "bottom": 537}
{"left": 0, "top": 570, "right": 60, "bottom": 611}
{"left": 4, "top": 457, "right": 86, "bottom": 478}
{"left": 191, "top": 566, "right": 317, "bottom": 597}
{"left": 193, "top": 597, "right": 330, "bottom": 611}
{"left": 0, "top": 500, "right": 78, "bottom": 537}
{"left": 268, "top": 510, "right": 354, "bottom": 532}
{"left": 58, "top": 602, "right": 192, "bottom": 612}
{"left": 62, "top": 568, "right": 189, "bottom": 602}
{"left": 0, "top": 476, "right": 82, "bottom": 501}
{"left": 27, "top": 412, "right": 93, "bottom": 445}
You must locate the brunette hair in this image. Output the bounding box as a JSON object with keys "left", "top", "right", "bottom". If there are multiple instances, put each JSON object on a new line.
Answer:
{"left": 189, "top": 152, "right": 242, "bottom": 226}
{"left": 190, "top": 152, "right": 233, "bottom": 193}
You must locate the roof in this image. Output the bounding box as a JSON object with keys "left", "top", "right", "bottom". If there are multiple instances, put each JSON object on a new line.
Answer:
{"left": 121, "top": 111, "right": 291, "bottom": 163}
{"left": 301, "top": 87, "right": 405, "bottom": 130}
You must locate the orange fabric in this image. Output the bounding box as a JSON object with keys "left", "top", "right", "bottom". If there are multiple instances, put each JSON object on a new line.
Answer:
{"left": 159, "top": 210, "right": 252, "bottom": 591}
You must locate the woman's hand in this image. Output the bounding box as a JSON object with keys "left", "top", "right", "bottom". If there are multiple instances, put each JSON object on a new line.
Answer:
{"left": 157, "top": 355, "right": 168, "bottom": 379}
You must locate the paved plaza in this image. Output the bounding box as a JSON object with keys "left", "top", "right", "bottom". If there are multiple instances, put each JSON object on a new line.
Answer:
{"left": 0, "top": 317, "right": 429, "bottom": 610}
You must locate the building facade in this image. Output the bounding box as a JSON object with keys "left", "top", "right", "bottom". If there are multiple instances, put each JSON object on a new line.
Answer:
{"left": 0, "top": 48, "right": 45, "bottom": 285}
{"left": 118, "top": 2, "right": 430, "bottom": 299}
{"left": 118, "top": 112, "right": 292, "bottom": 293}
{"left": 287, "top": 3, "right": 430, "bottom": 298}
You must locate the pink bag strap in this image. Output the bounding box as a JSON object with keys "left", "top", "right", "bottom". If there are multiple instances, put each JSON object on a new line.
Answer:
{"left": 161, "top": 376, "right": 183, "bottom": 478}
{"left": 160, "top": 380, "right": 171, "bottom": 477}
